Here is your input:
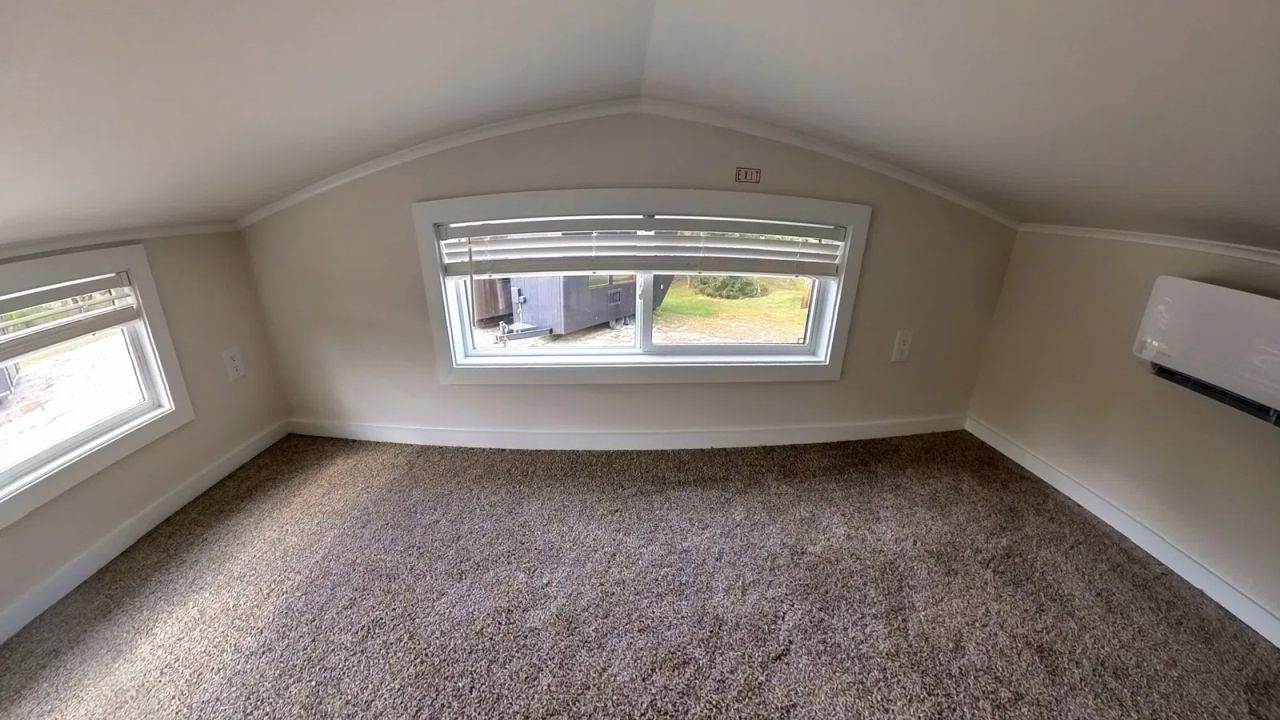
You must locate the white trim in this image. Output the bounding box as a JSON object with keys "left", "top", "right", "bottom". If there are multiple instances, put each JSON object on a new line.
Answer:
{"left": 638, "top": 98, "right": 1017, "bottom": 228}
{"left": 964, "top": 415, "right": 1280, "bottom": 649}
{"left": 289, "top": 413, "right": 965, "bottom": 451}
{"left": 239, "top": 99, "right": 647, "bottom": 228}
{"left": 1018, "top": 224, "right": 1280, "bottom": 268}
{"left": 0, "top": 223, "right": 238, "bottom": 262}
{"left": 0, "top": 421, "right": 289, "bottom": 647}
{"left": 13, "top": 110, "right": 1277, "bottom": 276}
{"left": 237, "top": 97, "right": 1016, "bottom": 229}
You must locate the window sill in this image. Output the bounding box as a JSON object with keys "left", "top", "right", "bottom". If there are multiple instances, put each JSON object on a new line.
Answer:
{"left": 0, "top": 403, "right": 194, "bottom": 531}
{"left": 441, "top": 355, "right": 840, "bottom": 384}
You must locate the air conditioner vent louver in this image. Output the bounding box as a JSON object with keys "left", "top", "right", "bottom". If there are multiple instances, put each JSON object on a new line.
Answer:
{"left": 1152, "top": 364, "right": 1280, "bottom": 426}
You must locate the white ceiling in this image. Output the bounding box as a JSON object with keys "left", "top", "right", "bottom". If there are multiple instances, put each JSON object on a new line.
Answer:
{"left": 645, "top": 1, "right": 1280, "bottom": 249}
{"left": 0, "top": 1, "right": 650, "bottom": 243}
{"left": 4, "top": 1, "right": 1278, "bottom": 249}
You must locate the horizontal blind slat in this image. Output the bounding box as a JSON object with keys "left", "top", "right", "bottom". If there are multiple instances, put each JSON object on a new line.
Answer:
{"left": 0, "top": 273, "right": 130, "bottom": 318}
{"left": 441, "top": 235, "right": 841, "bottom": 258}
{"left": 437, "top": 215, "right": 847, "bottom": 280}
{"left": 443, "top": 256, "right": 838, "bottom": 278}
{"left": 0, "top": 290, "right": 136, "bottom": 335}
{"left": 443, "top": 245, "right": 834, "bottom": 265}
{"left": 440, "top": 217, "right": 846, "bottom": 241}
{"left": 0, "top": 305, "right": 139, "bottom": 365}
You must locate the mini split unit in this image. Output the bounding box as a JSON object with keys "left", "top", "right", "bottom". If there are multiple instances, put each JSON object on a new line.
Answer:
{"left": 1135, "top": 276, "right": 1280, "bottom": 426}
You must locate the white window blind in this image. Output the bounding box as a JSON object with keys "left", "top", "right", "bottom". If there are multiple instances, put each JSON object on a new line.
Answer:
{"left": 435, "top": 215, "right": 847, "bottom": 278}
{"left": 0, "top": 272, "right": 138, "bottom": 364}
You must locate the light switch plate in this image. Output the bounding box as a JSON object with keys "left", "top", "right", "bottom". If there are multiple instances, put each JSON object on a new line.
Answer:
{"left": 891, "top": 330, "right": 913, "bottom": 362}
{"left": 222, "top": 346, "right": 245, "bottom": 381}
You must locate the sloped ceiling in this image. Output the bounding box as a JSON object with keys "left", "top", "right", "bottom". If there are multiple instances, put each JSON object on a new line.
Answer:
{"left": 645, "top": 1, "right": 1280, "bottom": 249}
{"left": 3, "top": 1, "right": 1278, "bottom": 249}
{"left": 0, "top": 1, "right": 651, "bottom": 243}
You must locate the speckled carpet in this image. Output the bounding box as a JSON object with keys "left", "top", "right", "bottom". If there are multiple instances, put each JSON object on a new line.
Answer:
{"left": 1, "top": 432, "right": 1277, "bottom": 719}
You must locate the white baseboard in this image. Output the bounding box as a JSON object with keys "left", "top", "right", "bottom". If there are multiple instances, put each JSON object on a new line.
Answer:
{"left": 289, "top": 413, "right": 966, "bottom": 451}
{"left": 965, "top": 415, "right": 1280, "bottom": 649}
{"left": 0, "top": 421, "right": 290, "bottom": 647}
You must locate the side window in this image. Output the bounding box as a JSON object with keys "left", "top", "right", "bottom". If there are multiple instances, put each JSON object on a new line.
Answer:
{"left": 0, "top": 245, "right": 192, "bottom": 528}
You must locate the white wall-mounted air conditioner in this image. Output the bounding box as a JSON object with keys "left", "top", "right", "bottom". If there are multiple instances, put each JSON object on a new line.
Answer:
{"left": 1134, "top": 276, "right": 1280, "bottom": 426}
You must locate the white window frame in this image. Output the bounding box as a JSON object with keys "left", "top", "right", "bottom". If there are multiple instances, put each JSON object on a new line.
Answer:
{"left": 0, "top": 244, "right": 193, "bottom": 530}
{"left": 413, "top": 189, "right": 871, "bottom": 384}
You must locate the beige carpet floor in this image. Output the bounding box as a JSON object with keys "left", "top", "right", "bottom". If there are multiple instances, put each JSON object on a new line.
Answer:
{"left": 1, "top": 432, "right": 1277, "bottom": 719}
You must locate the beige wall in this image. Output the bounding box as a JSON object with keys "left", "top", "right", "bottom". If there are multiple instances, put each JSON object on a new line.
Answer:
{"left": 0, "top": 232, "right": 288, "bottom": 616}
{"left": 244, "top": 113, "right": 1014, "bottom": 433}
{"left": 4, "top": 115, "right": 1275, "bottom": 644}
{"left": 970, "top": 229, "right": 1280, "bottom": 615}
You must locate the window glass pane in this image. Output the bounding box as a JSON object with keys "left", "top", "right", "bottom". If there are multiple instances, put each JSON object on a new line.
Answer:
{"left": 463, "top": 275, "right": 636, "bottom": 351}
{"left": 652, "top": 275, "right": 814, "bottom": 345}
{"left": 0, "top": 328, "right": 145, "bottom": 476}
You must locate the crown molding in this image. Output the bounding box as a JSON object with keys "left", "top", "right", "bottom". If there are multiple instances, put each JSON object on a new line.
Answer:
{"left": 237, "top": 96, "right": 1018, "bottom": 230}
{"left": 7, "top": 112, "right": 1272, "bottom": 273}
{"left": 237, "top": 99, "right": 649, "bottom": 228}
{"left": 633, "top": 98, "right": 1017, "bottom": 228}
{"left": 1019, "top": 224, "right": 1280, "bottom": 268}
{"left": 0, "top": 223, "right": 239, "bottom": 262}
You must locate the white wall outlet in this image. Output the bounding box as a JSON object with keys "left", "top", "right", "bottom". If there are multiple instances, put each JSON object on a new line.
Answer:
{"left": 891, "top": 330, "right": 913, "bottom": 362}
{"left": 222, "top": 346, "right": 245, "bottom": 381}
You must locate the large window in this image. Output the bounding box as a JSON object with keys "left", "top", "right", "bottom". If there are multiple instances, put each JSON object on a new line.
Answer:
{"left": 0, "top": 245, "right": 192, "bottom": 529}
{"left": 414, "top": 190, "right": 870, "bottom": 384}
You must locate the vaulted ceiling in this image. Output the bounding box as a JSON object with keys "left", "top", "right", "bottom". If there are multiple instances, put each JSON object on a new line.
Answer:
{"left": 4, "top": 1, "right": 1278, "bottom": 249}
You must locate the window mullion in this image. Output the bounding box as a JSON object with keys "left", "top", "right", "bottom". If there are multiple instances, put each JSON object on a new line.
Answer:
{"left": 638, "top": 273, "right": 655, "bottom": 353}
{"left": 451, "top": 279, "right": 476, "bottom": 362}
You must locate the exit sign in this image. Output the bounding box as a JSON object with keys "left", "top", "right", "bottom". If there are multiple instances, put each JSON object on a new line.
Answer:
{"left": 735, "top": 167, "right": 762, "bottom": 183}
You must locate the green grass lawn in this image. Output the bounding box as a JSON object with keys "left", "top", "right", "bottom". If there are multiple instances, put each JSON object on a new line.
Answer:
{"left": 654, "top": 276, "right": 811, "bottom": 343}
{"left": 656, "top": 289, "right": 717, "bottom": 317}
